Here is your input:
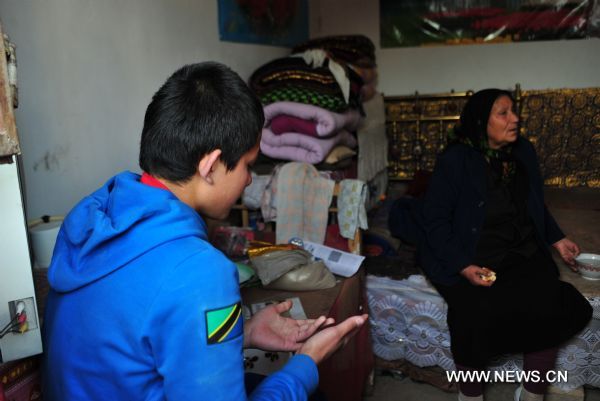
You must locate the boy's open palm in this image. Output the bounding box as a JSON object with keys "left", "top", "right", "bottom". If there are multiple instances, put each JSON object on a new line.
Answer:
{"left": 244, "top": 299, "right": 334, "bottom": 351}
{"left": 298, "top": 314, "right": 368, "bottom": 365}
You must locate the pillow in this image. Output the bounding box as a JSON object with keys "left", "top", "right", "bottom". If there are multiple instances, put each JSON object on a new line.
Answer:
{"left": 250, "top": 248, "right": 336, "bottom": 291}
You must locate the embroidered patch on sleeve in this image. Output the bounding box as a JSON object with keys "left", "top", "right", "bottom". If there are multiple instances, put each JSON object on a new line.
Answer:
{"left": 205, "top": 302, "right": 243, "bottom": 345}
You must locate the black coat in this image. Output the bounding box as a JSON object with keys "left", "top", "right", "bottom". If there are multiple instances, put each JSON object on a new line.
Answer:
{"left": 389, "top": 137, "right": 564, "bottom": 285}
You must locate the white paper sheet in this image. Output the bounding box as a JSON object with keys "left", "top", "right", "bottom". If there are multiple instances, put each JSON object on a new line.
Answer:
{"left": 302, "top": 240, "right": 365, "bottom": 277}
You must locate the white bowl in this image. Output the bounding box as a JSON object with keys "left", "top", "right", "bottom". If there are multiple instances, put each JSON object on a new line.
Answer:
{"left": 575, "top": 253, "right": 600, "bottom": 281}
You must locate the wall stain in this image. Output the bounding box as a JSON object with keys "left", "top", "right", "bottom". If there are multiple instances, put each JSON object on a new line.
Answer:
{"left": 33, "top": 146, "right": 68, "bottom": 172}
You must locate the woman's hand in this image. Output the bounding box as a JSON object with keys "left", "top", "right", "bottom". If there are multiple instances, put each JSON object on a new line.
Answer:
{"left": 243, "top": 299, "right": 335, "bottom": 351}
{"left": 460, "top": 265, "right": 495, "bottom": 286}
{"left": 297, "top": 314, "right": 368, "bottom": 365}
{"left": 553, "top": 237, "right": 580, "bottom": 271}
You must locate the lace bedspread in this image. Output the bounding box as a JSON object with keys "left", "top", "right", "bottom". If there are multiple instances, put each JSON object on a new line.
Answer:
{"left": 367, "top": 274, "right": 600, "bottom": 391}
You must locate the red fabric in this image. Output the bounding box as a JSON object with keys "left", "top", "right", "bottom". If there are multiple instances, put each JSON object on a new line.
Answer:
{"left": 270, "top": 115, "right": 319, "bottom": 137}
{"left": 324, "top": 224, "right": 350, "bottom": 252}
{"left": 141, "top": 172, "right": 170, "bottom": 191}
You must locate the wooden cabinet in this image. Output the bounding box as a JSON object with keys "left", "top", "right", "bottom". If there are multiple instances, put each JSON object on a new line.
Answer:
{"left": 241, "top": 267, "right": 374, "bottom": 401}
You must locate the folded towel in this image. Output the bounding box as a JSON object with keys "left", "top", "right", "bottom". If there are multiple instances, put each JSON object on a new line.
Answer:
{"left": 276, "top": 162, "right": 335, "bottom": 244}
{"left": 260, "top": 164, "right": 284, "bottom": 223}
{"left": 264, "top": 101, "right": 362, "bottom": 137}
{"left": 261, "top": 127, "right": 357, "bottom": 164}
{"left": 337, "top": 179, "right": 369, "bottom": 239}
{"left": 242, "top": 172, "right": 269, "bottom": 209}
{"left": 271, "top": 115, "right": 319, "bottom": 137}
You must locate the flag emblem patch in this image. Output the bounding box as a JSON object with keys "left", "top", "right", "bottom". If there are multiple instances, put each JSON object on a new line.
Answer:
{"left": 205, "top": 302, "right": 243, "bottom": 345}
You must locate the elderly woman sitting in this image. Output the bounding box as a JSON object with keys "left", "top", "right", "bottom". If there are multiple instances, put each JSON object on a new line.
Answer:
{"left": 389, "top": 89, "right": 592, "bottom": 401}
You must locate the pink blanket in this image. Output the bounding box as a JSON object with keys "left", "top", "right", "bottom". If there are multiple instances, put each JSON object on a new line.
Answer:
{"left": 260, "top": 127, "right": 357, "bottom": 164}
{"left": 264, "top": 101, "right": 362, "bottom": 137}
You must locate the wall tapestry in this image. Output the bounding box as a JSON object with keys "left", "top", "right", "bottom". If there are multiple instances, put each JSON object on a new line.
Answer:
{"left": 218, "top": 0, "right": 309, "bottom": 47}
{"left": 380, "top": 0, "right": 599, "bottom": 48}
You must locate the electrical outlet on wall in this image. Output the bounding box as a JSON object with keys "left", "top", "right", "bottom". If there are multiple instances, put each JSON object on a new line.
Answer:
{"left": 8, "top": 297, "right": 38, "bottom": 332}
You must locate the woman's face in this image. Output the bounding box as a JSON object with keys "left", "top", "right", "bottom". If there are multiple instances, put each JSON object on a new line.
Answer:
{"left": 487, "top": 95, "right": 519, "bottom": 149}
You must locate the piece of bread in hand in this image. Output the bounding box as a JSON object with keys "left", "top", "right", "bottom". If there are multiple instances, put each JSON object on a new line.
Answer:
{"left": 480, "top": 269, "right": 497, "bottom": 282}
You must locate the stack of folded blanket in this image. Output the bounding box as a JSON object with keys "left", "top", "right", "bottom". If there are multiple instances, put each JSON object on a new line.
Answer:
{"left": 261, "top": 101, "right": 360, "bottom": 164}
{"left": 249, "top": 34, "right": 378, "bottom": 166}
{"left": 292, "top": 34, "right": 378, "bottom": 102}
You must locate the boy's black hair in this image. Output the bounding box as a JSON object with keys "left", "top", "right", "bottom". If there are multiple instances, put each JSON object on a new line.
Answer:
{"left": 139, "top": 62, "right": 264, "bottom": 182}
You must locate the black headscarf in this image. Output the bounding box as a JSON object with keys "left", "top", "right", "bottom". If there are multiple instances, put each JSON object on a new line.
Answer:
{"left": 449, "top": 88, "right": 517, "bottom": 183}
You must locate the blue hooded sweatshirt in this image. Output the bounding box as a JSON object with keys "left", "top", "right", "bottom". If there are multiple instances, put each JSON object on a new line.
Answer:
{"left": 42, "top": 171, "right": 318, "bottom": 401}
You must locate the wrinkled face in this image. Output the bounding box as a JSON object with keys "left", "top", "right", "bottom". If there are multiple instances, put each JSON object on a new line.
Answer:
{"left": 487, "top": 95, "right": 519, "bottom": 149}
{"left": 207, "top": 141, "right": 259, "bottom": 220}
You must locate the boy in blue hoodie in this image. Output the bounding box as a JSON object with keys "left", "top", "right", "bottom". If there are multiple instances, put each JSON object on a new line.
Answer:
{"left": 41, "top": 62, "right": 367, "bottom": 401}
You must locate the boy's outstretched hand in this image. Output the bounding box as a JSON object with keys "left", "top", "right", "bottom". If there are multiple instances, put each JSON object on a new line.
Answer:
{"left": 297, "top": 313, "right": 368, "bottom": 365}
{"left": 243, "top": 299, "right": 335, "bottom": 351}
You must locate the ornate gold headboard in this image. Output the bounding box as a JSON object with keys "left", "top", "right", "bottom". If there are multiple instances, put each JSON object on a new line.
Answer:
{"left": 385, "top": 90, "right": 474, "bottom": 180}
{"left": 519, "top": 88, "right": 599, "bottom": 187}
{"left": 385, "top": 86, "right": 599, "bottom": 188}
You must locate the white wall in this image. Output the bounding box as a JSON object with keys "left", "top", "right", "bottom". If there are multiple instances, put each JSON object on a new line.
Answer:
{"left": 0, "top": 0, "right": 288, "bottom": 218}
{"left": 311, "top": 0, "right": 600, "bottom": 95}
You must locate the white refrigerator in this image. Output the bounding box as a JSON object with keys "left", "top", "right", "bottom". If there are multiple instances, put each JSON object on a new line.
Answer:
{"left": 0, "top": 158, "right": 43, "bottom": 363}
{"left": 0, "top": 25, "right": 43, "bottom": 363}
